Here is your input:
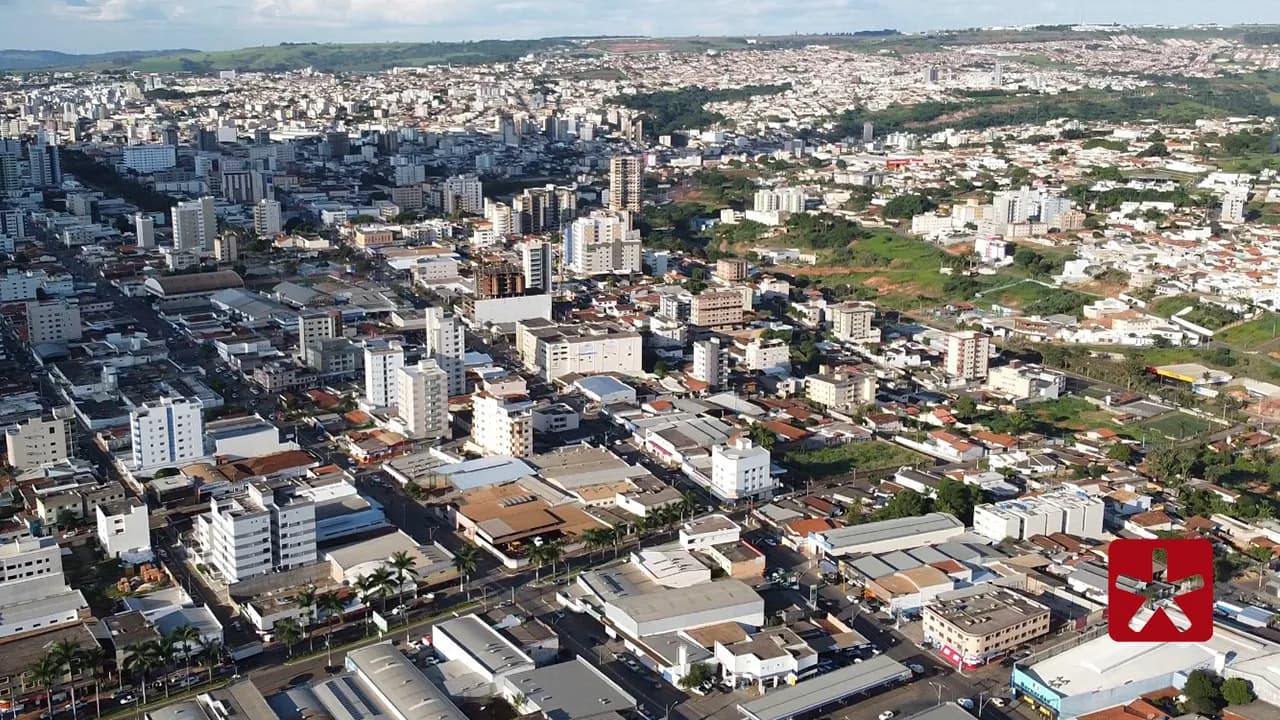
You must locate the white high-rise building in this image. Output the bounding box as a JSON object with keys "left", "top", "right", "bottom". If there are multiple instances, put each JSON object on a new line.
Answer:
{"left": 710, "top": 436, "right": 775, "bottom": 501}
{"left": 363, "top": 340, "right": 405, "bottom": 409}
{"left": 471, "top": 393, "right": 533, "bottom": 458}
{"left": 692, "top": 338, "right": 728, "bottom": 390}
{"left": 973, "top": 489, "right": 1105, "bottom": 541}
{"left": 520, "top": 240, "right": 554, "bottom": 293}
{"left": 4, "top": 406, "right": 74, "bottom": 471}
{"left": 213, "top": 232, "right": 239, "bottom": 263}
{"left": 173, "top": 197, "right": 216, "bottom": 250}
{"left": 130, "top": 396, "right": 205, "bottom": 470}
{"left": 442, "top": 174, "right": 483, "bottom": 215}
{"left": 254, "top": 198, "right": 282, "bottom": 235}
{"left": 752, "top": 187, "right": 806, "bottom": 214}
{"left": 297, "top": 310, "right": 342, "bottom": 362}
{"left": 1222, "top": 188, "right": 1248, "bottom": 224}
{"left": 397, "top": 359, "right": 450, "bottom": 440}
{"left": 424, "top": 307, "right": 465, "bottom": 396}
{"left": 565, "top": 211, "right": 642, "bottom": 276}
{"left": 609, "top": 155, "right": 642, "bottom": 212}
{"left": 830, "top": 301, "right": 878, "bottom": 343}
{"left": 122, "top": 144, "right": 177, "bottom": 173}
{"left": 134, "top": 213, "right": 155, "bottom": 248}
{"left": 193, "top": 481, "right": 316, "bottom": 583}
{"left": 484, "top": 199, "right": 513, "bottom": 237}
{"left": 944, "top": 330, "right": 991, "bottom": 381}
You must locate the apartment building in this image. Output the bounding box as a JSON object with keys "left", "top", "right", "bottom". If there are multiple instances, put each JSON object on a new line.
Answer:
{"left": 194, "top": 480, "right": 317, "bottom": 583}
{"left": 173, "top": 196, "right": 216, "bottom": 251}
{"left": 25, "top": 299, "right": 82, "bottom": 344}
{"left": 744, "top": 338, "right": 790, "bottom": 374}
{"left": 944, "top": 331, "right": 991, "bottom": 381}
{"left": 297, "top": 309, "right": 343, "bottom": 361}
{"left": 692, "top": 338, "right": 728, "bottom": 389}
{"left": 973, "top": 488, "right": 1106, "bottom": 541}
{"left": 213, "top": 232, "right": 239, "bottom": 263}
{"left": 690, "top": 289, "right": 745, "bottom": 328}
{"left": 516, "top": 320, "right": 643, "bottom": 381}
{"left": 710, "top": 436, "right": 775, "bottom": 501}
{"left": 253, "top": 198, "right": 282, "bottom": 235}
{"left": 425, "top": 307, "right": 466, "bottom": 396}
{"left": 121, "top": 144, "right": 176, "bottom": 173}
{"left": 609, "top": 155, "right": 642, "bottom": 212}
{"left": 564, "top": 211, "right": 642, "bottom": 276}
{"left": 805, "top": 372, "right": 876, "bottom": 411}
{"left": 829, "top": 301, "right": 879, "bottom": 343}
{"left": 519, "top": 240, "right": 554, "bottom": 293}
{"left": 397, "top": 359, "right": 450, "bottom": 440}
{"left": 715, "top": 258, "right": 749, "bottom": 282}
{"left": 363, "top": 340, "right": 405, "bottom": 409}
{"left": 922, "top": 587, "right": 1051, "bottom": 669}
{"left": 95, "top": 498, "right": 151, "bottom": 559}
{"left": 442, "top": 174, "right": 483, "bottom": 215}
{"left": 985, "top": 362, "right": 1066, "bottom": 403}
{"left": 0, "top": 536, "right": 88, "bottom": 641}
{"left": 5, "top": 405, "right": 74, "bottom": 470}
{"left": 471, "top": 393, "right": 533, "bottom": 458}
{"left": 130, "top": 396, "right": 205, "bottom": 470}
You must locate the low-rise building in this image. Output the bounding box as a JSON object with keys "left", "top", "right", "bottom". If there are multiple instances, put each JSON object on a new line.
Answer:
{"left": 973, "top": 489, "right": 1105, "bottom": 541}
{"left": 922, "top": 586, "right": 1051, "bottom": 669}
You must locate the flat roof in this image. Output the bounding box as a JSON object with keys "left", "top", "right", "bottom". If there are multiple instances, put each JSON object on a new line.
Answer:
{"left": 817, "top": 513, "right": 964, "bottom": 550}
{"left": 903, "top": 704, "right": 980, "bottom": 720}
{"left": 926, "top": 587, "right": 1050, "bottom": 637}
{"left": 433, "top": 614, "right": 534, "bottom": 677}
{"left": 738, "top": 654, "right": 911, "bottom": 720}
{"left": 502, "top": 657, "right": 636, "bottom": 718}
{"left": 611, "top": 579, "right": 760, "bottom": 624}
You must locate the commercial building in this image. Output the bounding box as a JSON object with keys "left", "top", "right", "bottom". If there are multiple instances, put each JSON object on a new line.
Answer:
{"left": 363, "top": 340, "right": 405, "bottom": 409}
{"left": 121, "top": 144, "right": 176, "bottom": 173}
{"left": 134, "top": 213, "right": 156, "bottom": 247}
{"left": 192, "top": 479, "right": 317, "bottom": 583}
{"left": 972, "top": 489, "right": 1106, "bottom": 541}
{"left": 609, "top": 155, "right": 642, "bottom": 212}
{"left": 424, "top": 307, "right": 466, "bottom": 397}
{"left": 397, "top": 359, "right": 450, "bottom": 440}
{"left": 24, "top": 299, "right": 81, "bottom": 344}
{"left": 944, "top": 331, "right": 991, "bottom": 381}
{"left": 922, "top": 586, "right": 1051, "bottom": 669}
{"left": 690, "top": 290, "right": 745, "bottom": 328}
{"left": 212, "top": 232, "right": 239, "bottom": 263}
{"left": 985, "top": 362, "right": 1066, "bottom": 403}
{"left": 604, "top": 578, "right": 764, "bottom": 638}
{"left": 715, "top": 627, "right": 819, "bottom": 689}
{"left": 336, "top": 643, "right": 467, "bottom": 720}
{"left": 692, "top": 338, "right": 728, "bottom": 389}
{"left": 130, "top": 396, "right": 205, "bottom": 471}
{"left": 737, "top": 655, "right": 912, "bottom": 720}
{"left": 564, "top": 211, "right": 642, "bottom": 276}
{"left": 679, "top": 514, "right": 741, "bottom": 550}
{"left": 432, "top": 614, "right": 536, "bottom": 682}
{"left": 496, "top": 657, "right": 636, "bottom": 719}
{"left": 143, "top": 271, "right": 244, "bottom": 303}
{"left": 710, "top": 436, "right": 775, "bottom": 501}
{"left": 516, "top": 320, "right": 643, "bottom": 381}
{"left": 5, "top": 405, "right": 74, "bottom": 470}
{"left": 144, "top": 681, "right": 275, "bottom": 720}
{"left": 95, "top": 498, "right": 151, "bottom": 560}
{"left": 253, "top": 198, "right": 282, "bottom": 235}
{"left": 805, "top": 371, "right": 876, "bottom": 411}
{"left": 829, "top": 301, "right": 878, "bottom": 343}
{"left": 442, "top": 174, "right": 483, "bottom": 215}
{"left": 0, "top": 536, "right": 89, "bottom": 641}
{"left": 808, "top": 513, "right": 966, "bottom": 558}
{"left": 471, "top": 393, "right": 533, "bottom": 458}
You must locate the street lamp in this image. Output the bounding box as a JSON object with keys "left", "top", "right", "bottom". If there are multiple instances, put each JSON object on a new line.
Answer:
{"left": 928, "top": 681, "right": 943, "bottom": 706}
{"left": 663, "top": 700, "right": 680, "bottom": 720}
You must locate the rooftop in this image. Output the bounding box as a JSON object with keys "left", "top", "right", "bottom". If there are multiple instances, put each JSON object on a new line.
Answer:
{"left": 738, "top": 654, "right": 911, "bottom": 720}
{"left": 432, "top": 614, "right": 534, "bottom": 676}
{"left": 816, "top": 512, "right": 965, "bottom": 551}
{"left": 925, "top": 586, "right": 1050, "bottom": 637}
{"left": 501, "top": 657, "right": 636, "bottom": 719}
{"left": 609, "top": 579, "right": 760, "bottom": 624}
{"left": 345, "top": 643, "right": 466, "bottom": 720}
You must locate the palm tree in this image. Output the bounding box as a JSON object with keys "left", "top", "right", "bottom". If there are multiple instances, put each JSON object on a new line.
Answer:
{"left": 581, "top": 528, "right": 611, "bottom": 561}
{"left": 367, "top": 566, "right": 396, "bottom": 614}
{"left": 543, "top": 541, "right": 564, "bottom": 578}
{"left": 528, "top": 544, "right": 551, "bottom": 582}
{"left": 453, "top": 545, "right": 479, "bottom": 596}
{"left": 48, "top": 639, "right": 82, "bottom": 720}
{"left": 167, "top": 625, "right": 201, "bottom": 684}
{"left": 297, "top": 585, "right": 318, "bottom": 651}
{"left": 275, "top": 618, "right": 303, "bottom": 659}
{"left": 354, "top": 575, "right": 381, "bottom": 637}
{"left": 385, "top": 551, "right": 419, "bottom": 602}
{"left": 123, "top": 642, "right": 164, "bottom": 706}
{"left": 156, "top": 635, "right": 177, "bottom": 698}
{"left": 316, "top": 591, "right": 346, "bottom": 668}
{"left": 76, "top": 646, "right": 106, "bottom": 719}
{"left": 29, "top": 655, "right": 63, "bottom": 720}
{"left": 196, "top": 642, "right": 223, "bottom": 684}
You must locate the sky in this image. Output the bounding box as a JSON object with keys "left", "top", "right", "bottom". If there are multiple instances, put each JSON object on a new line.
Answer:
{"left": 1, "top": 0, "right": 1279, "bottom": 54}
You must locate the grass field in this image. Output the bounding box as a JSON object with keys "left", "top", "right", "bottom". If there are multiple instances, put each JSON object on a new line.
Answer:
{"left": 1136, "top": 412, "right": 1218, "bottom": 440}
{"left": 1026, "top": 397, "right": 1117, "bottom": 432}
{"left": 1217, "top": 313, "right": 1280, "bottom": 350}
{"left": 977, "top": 279, "right": 1092, "bottom": 315}
{"left": 783, "top": 440, "right": 924, "bottom": 479}
{"left": 1149, "top": 294, "right": 1199, "bottom": 318}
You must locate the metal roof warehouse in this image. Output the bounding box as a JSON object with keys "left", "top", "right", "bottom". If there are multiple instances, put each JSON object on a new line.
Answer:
{"left": 737, "top": 655, "right": 912, "bottom": 720}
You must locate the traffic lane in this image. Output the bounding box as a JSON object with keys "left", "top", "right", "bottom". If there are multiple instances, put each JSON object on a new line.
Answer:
{"left": 551, "top": 611, "right": 689, "bottom": 718}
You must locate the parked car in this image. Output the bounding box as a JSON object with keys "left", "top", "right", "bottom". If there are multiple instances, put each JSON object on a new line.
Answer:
{"left": 990, "top": 698, "right": 1006, "bottom": 708}
{"left": 957, "top": 698, "right": 974, "bottom": 710}
{"left": 908, "top": 664, "right": 925, "bottom": 675}
{"left": 878, "top": 712, "right": 895, "bottom": 720}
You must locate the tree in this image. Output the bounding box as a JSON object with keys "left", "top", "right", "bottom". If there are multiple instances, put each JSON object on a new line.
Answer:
{"left": 453, "top": 545, "right": 480, "bottom": 595}
{"left": 679, "top": 663, "right": 715, "bottom": 689}
{"left": 77, "top": 645, "right": 106, "bottom": 719}
{"left": 581, "top": 528, "right": 614, "bottom": 560}
{"left": 316, "top": 591, "right": 347, "bottom": 668}
{"left": 368, "top": 566, "right": 397, "bottom": 614}
{"left": 953, "top": 396, "right": 978, "bottom": 422}
{"left": 275, "top": 618, "right": 303, "bottom": 658}
{"left": 196, "top": 642, "right": 223, "bottom": 684}
{"left": 1137, "top": 142, "right": 1170, "bottom": 158}
{"left": 1107, "top": 443, "right": 1136, "bottom": 464}
{"left": 386, "top": 551, "right": 419, "bottom": 603}
{"left": 167, "top": 624, "right": 201, "bottom": 684}
{"left": 123, "top": 641, "right": 165, "bottom": 706}
{"left": 49, "top": 639, "right": 83, "bottom": 720}
{"left": 653, "top": 361, "right": 668, "bottom": 378}
{"left": 1222, "top": 677, "right": 1255, "bottom": 705}
{"left": 936, "top": 478, "right": 985, "bottom": 525}
{"left": 297, "top": 585, "right": 318, "bottom": 650}
{"left": 528, "top": 542, "right": 563, "bottom": 582}
{"left": 1181, "top": 669, "right": 1223, "bottom": 715}
{"left": 29, "top": 655, "right": 63, "bottom": 719}
{"left": 883, "top": 194, "right": 933, "bottom": 220}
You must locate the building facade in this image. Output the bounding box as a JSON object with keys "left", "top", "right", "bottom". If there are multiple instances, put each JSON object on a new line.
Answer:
{"left": 129, "top": 396, "right": 205, "bottom": 470}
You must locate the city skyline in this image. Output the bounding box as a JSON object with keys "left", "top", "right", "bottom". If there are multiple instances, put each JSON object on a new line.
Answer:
{"left": 0, "top": 0, "right": 1278, "bottom": 54}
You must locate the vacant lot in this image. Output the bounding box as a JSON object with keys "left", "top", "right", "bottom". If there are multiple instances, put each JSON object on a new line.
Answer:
{"left": 783, "top": 440, "right": 925, "bottom": 479}
{"left": 1217, "top": 313, "right": 1280, "bottom": 350}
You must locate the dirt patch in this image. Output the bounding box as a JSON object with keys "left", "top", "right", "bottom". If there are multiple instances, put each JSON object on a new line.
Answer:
{"left": 942, "top": 243, "right": 974, "bottom": 256}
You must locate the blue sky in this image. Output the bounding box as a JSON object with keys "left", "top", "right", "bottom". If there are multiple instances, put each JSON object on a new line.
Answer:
{"left": 2, "top": 0, "right": 1279, "bottom": 53}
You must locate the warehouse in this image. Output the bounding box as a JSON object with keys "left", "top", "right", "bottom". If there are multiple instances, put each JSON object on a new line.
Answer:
{"left": 737, "top": 655, "right": 911, "bottom": 720}
{"left": 808, "top": 513, "right": 965, "bottom": 557}
{"left": 432, "top": 614, "right": 536, "bottom": 683}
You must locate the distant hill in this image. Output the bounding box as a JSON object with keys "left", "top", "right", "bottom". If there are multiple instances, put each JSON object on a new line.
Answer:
{"left": 0, "top": 49, "right": 197, "bottom": 70}
{"left": 0, "top": 39, "right": 575, "bottom": 73}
